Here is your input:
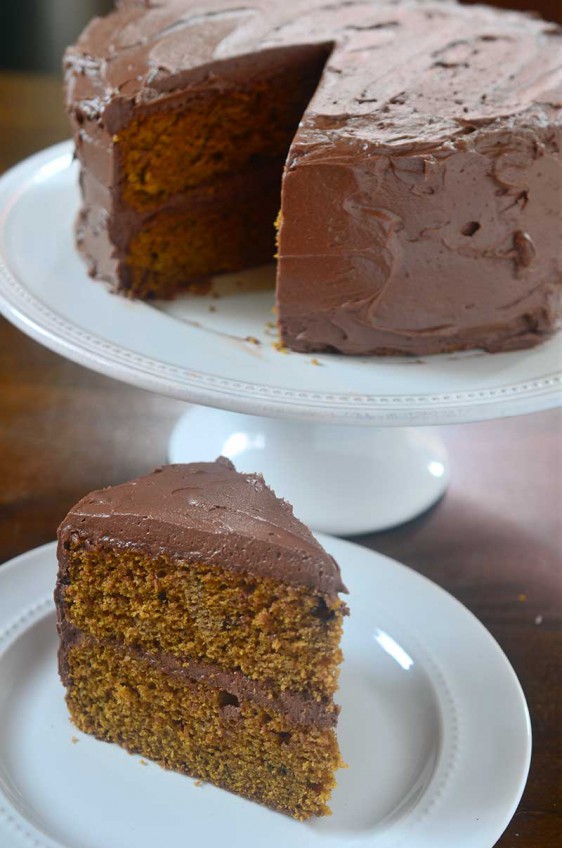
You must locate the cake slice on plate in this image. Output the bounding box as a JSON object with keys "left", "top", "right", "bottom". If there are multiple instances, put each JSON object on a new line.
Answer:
{"left": 55, "top": 458, "right": 348, "bottom": 819}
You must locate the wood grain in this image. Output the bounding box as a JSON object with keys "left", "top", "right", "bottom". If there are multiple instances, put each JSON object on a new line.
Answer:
{"left": 0, "top": 71, "right": 560, "bottom": 848}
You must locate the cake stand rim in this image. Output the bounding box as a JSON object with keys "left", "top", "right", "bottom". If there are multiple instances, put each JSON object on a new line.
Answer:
{"left": 0, "top": 140, "right": 560, "bottom": 427}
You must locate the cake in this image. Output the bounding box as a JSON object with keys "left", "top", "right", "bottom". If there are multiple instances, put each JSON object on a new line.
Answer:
{"left": 64, "top": 0, "right": 562, "bottom": 355}
{"left": 55, "top": 458, "right": 348, "bottom": 819}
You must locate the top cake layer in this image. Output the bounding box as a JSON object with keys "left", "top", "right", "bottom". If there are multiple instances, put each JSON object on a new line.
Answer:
{"left": 66, "top": 0, "right": 561, "bottom": 143}
{"left": 58, "top": 457, "right": 346, "bottom": 596}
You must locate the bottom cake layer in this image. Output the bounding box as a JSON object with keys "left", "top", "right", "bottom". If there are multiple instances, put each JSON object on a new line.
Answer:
{"left": 63, "top": 633, "right": 343, "bottom": 819}
{"left": 120, "top": 168, "right": 283, "bottom": 298}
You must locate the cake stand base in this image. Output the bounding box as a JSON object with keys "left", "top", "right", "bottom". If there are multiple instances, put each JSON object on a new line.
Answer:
{"left": 168, "top": 407, "right": 449, "bottom": 535}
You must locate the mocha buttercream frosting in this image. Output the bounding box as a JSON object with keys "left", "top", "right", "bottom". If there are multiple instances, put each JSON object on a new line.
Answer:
{"left": 57, "top": 457, "right": 346, "bottom": 595}
{"left": 65, "top": 0, "right": 562, "bottom": 355}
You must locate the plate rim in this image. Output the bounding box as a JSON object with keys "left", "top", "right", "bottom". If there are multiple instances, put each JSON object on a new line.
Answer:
{"left": 0, "top": 141, "right": 560, "bottom": 426}
{"left": 0, "top": 539, "right": 531, "bottom": 848}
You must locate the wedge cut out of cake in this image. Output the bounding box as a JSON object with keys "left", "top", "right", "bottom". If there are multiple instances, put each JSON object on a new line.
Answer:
{"left": 55, "top": 458, "right": 348, "bottom": 819}
{"left": 64, "top": 0, "right": 562, "bottom": 355}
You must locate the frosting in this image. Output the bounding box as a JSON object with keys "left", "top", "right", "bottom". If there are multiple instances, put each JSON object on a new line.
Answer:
{"left": 57, "top": 458, "right": 347, "bottom": 596}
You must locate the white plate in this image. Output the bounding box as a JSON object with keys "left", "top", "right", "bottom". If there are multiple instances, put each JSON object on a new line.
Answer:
{"left": 0, "top": 539, "right": 531, "bottom": 848}
{"left": 0, "top": 141, "right": 560, "bottom": 426}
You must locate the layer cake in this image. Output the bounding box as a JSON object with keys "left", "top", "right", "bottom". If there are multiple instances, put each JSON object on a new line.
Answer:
{"left": 55, "top": 458, "right": 348, "bottom": 819}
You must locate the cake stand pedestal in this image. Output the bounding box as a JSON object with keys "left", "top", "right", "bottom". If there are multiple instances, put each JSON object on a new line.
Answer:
{"left": 0, "top": 142, "right": 560, "bottom": 534}
{"left": 168, "top": 409, "right": 448, "bottom": 534}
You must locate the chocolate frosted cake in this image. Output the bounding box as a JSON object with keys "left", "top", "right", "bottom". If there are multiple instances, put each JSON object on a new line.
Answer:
{"left": 65, "top": 0, "right": 562, "bottom": 355}
{"left": 55, "top": 458, "right": 348, "bottom": 819}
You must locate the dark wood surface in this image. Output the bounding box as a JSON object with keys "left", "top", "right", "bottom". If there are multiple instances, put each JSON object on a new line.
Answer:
{"left": 0, "top": 72, "right": 560, "bottom": 848}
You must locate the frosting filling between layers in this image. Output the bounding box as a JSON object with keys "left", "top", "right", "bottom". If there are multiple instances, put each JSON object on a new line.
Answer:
{"left": 59, "top": 622, "right": 339, "bottom": 729}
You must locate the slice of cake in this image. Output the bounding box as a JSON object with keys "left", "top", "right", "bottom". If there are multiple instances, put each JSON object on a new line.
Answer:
{"left": 55, "top": 458, "right": 348, "bottom": 819}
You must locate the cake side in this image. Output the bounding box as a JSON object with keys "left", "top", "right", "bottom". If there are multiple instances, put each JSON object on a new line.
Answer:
{"left": 277, "top": 110, "right": 562, "bottom": 355}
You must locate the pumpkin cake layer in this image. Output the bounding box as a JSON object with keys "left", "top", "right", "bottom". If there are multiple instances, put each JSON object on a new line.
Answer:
{"left": 56, "top": 459, "right": 348, "bottom": 819}
{"left": 65, "top": 0, "right": 562, "bottom": 355}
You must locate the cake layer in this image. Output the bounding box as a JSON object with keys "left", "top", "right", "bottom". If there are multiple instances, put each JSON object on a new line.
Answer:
{"left": 57, "top": 540, "right": 346, "bottom": 699}
{"left": 122, "top": 198, "right": 277, "bottom": 296}
{"left": 70, "top": 40, "right": 332, "bottom": 298}
{"left": 55, "top": 459, "right": 348, "bottom": 819}
{"left": 62, "top": 631, "right": 343, "bottom": 819}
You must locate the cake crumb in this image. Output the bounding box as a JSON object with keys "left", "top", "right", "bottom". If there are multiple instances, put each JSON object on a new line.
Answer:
{"left": 245, "top": 336, "right": 261, "bottom": 345}
{"left": 71, "top": 736, "right": 78, "bottom": 744}
{"left": 194, "top": 778, "right": 205, "bottom": 787}
{"left": 535, "top": 614, "right": 543, "bottom": 625}
{"left": 518, "top": 593, "right": 527, "bottom": 602}
{"left": 273, "top": 341, "right": 288, "bottom": 354}
{"left": 140, "top": 759, "right": 148, "bottom": 766}
{"left": 208, "top": 305, "right": 217, "bottom": 312}
{"left": 310, "top": 358, "right": 322, "bottom": 366}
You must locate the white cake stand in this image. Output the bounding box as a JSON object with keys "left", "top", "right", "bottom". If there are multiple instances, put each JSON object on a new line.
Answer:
{"left": 1, "top": 142, "right": 560, "bottom": 534}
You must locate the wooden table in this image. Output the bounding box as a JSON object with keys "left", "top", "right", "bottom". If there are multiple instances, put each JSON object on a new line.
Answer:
{"left": 1, "top": 72, "right": 561, "bottom": 847}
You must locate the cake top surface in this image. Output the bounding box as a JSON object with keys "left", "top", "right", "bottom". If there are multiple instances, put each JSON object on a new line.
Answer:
{"left": 59, "top": 458, "right": 347, "bottom": 595}
{"left": 65, "top": 0, "right": 562, "bottom": 149}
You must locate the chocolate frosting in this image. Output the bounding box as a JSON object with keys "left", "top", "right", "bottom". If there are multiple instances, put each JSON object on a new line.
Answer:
{"left": 65, "top": 0, "right": 562, "bottom": 355}
{"left": 57, "top": 457, "right": 347, "bottom": 595}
